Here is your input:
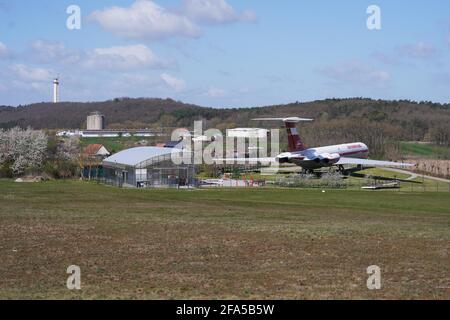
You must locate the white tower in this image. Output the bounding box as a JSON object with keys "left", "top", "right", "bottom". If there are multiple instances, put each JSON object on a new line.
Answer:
{"left": 53, "top": 78, "right": 59, "bottom": 103}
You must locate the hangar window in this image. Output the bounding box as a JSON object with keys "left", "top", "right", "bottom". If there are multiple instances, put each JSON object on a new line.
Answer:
{"left": 136, "top": 169, "right": 147, "bottom": 182}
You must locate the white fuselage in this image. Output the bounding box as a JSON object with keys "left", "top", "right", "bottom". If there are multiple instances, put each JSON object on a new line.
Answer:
{"left": 277, "top": 142, "right": 369, "bottom": 169}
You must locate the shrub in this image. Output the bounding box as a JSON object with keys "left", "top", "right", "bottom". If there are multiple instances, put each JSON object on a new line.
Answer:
{"left": 275, "top": 173, "right": 346, "bottom": 189}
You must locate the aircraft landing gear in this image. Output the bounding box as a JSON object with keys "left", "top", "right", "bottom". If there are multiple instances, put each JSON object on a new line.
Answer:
{"left": 338, "top": 165, "right": 352, "bottom": 176}
{"left": 301, "top": 168, "right": 314, "bottom": 175}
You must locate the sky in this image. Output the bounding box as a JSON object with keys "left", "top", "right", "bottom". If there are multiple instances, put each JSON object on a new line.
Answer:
{"left": 0, "top": 0, "right": 449, "bottom": 107}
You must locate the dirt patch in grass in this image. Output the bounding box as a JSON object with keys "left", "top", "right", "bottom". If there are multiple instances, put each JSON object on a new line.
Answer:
{"left": 1, "top": 217, "right": 448, "bottom": 299}
{"left": 0, "top": 181, "right": 449, "bottom": 299}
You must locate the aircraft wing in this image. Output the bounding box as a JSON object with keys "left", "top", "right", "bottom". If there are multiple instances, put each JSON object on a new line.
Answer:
{"left": 336, "top": 157, "right": 414, "bottom": 167}
{"left": 213, "top": 157, "right": 276, "bottom": 164}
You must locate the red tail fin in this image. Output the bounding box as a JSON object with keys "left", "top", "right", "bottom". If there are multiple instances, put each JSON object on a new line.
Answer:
{"left": 285, "top": 121, "right": 307, "bottom": 152}
{"left": 251, "top": 117, "right": 313, "bottom": 152}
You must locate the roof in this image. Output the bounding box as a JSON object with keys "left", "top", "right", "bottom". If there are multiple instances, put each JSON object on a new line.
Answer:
{"left": 84, "top": 144, "right": 103, "bottom": 155}
{"left": 88, "top": 111, "right": 104, "bottom": 116}
{"left": 103, "top": 147, "right": 176, "bottom": 167}
{"left": 164, "top": 141, "right": 183, "bottom": 148}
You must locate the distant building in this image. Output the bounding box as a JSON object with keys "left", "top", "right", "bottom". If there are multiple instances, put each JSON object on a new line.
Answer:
{"left": 80, "top": 144, "right": 110, "bottom": 180}
{"left": 83, "top": 144, "right": 110, "bottom": 158}
{"left": 56, "top": 130, "right": 81, "bottom": 137}
{"left": 87, "top": 111, "right": 105, "bottom": 131}
{"left": 56, "top": 129, "right": 165, "bottom": 138}
{"left": 227, "top": 128, "right": 269, "bottom": 139}
{"left": 81, "top": 129, "right": 164, "bottom": 138}
{"left": 226, "top": 128, "right": 269, "bottom": 159}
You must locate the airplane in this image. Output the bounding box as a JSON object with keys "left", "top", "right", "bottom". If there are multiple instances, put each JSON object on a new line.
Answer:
{"left": 215, "top": 117, "right": 414, "bottom": 173}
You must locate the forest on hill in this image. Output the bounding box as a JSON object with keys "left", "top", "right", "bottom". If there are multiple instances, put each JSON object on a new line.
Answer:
{"left": 1, "top": 97, "right": 449, "bottom": 158}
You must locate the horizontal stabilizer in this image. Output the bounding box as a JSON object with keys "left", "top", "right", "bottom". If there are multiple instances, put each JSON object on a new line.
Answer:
{"left": 252, "top": 117, "right": 314, "bottom": 123}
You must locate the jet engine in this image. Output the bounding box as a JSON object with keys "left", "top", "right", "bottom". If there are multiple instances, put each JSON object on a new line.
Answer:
{"left": 276, "top": 153, "right": 305, "bottom": 164}
{"left": 277, "top": 157, "right": 290, "bottom": 164}
{"left": 314, "top": 153, "right": 341, "bottom": 165}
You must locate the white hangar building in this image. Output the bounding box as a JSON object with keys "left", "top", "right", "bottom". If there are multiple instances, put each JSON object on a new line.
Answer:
{"left": 102, "top": 147, "right": 196, "bottom": 188}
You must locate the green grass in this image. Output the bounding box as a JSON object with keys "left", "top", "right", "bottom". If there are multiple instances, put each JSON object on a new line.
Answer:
{"left": 0, "top": 180, "right": 449, "bottom": 299}
{"left": 226, "top": 167, "right": 449, "bottom": 192}
{"left": 80, "top": 136, "right": 164, "bottom": 153}
{"left": 352, "top": 168, "right": 450, "bottom": 192}
{"left": 357, "top": 168, "right": 411, "bottom": 180}
{"left": 409, "top": 176, "right": 450, "bottom": 192}
{"left": 401, "top": 142, "right": 450, "bottom": 159}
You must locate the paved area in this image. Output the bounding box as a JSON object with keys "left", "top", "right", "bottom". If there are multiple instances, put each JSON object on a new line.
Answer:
{"left": 384, "top": 168, "right": 450, "bottom": 183}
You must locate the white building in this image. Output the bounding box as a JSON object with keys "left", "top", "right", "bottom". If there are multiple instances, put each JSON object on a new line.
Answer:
{"left": 227, "top": 128, "right": 269, "bottom": 139}
{"left": 86, "top": 111, "right": 105, "bottom": 131}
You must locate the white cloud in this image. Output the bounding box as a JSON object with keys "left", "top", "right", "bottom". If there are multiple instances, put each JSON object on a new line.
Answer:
{"left": 30, "top": 40, "right": 80, "bottom": 64}
{"left": 90, "top": 0, "right": 256, "bottom": 41}
{"left": 183, "top": 0, "right": 256, "bottom": 24}
{"left": 160, "top": 73, "right": 186, "bottom": 91}
{"left": 9, "top": 64, "right": 54, "bottom": 82}
{"left": 30, "top": 82, "right": 48, "bottom": 91}
{"left": 398, "top": 42, "right": 437, "bottom": 59}
{"left": 372, "top": 42, "right": 441, "bottom": 67}
{"left": 29, "top": 41, "right": 169, "bottom": 71}
{"left": 205, "top": 86, "right": 226, "bottom": 97}
{"left": 371, "top": 51, "right": 400, "bottom": 66}
{"left": 84, "top": 44, "right": 166, "bottom": 70}
{"left": 319, "top": 61, "right": 390, "bottom": 86}
{"left": 91, "top": 0, "right": 200, "bottom": 40}
{"left": 0, "top": 41, "right": 10, "bottom": 58}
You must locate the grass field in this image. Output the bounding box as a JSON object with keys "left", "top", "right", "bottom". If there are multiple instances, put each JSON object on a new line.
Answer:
{"left": 0, "top": 180, "right": 449, "bottom": 299}
{"left": 251, "top": 167, "right": 450, "bottom": 192}
{"left": 401, "top": 142, "right": 450, "bottom": 159}
{"left": 352, "top": 168, "right": 450, "bottom": 192}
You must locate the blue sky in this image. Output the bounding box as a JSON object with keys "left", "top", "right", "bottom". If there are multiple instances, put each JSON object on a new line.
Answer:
{"left": 0, "top": 0, "right": 449, "bottom": 107}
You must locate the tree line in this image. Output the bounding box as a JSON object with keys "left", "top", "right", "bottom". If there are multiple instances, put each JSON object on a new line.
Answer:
{"left": 1, "top": 97, "right": 449, "bottom": 159}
